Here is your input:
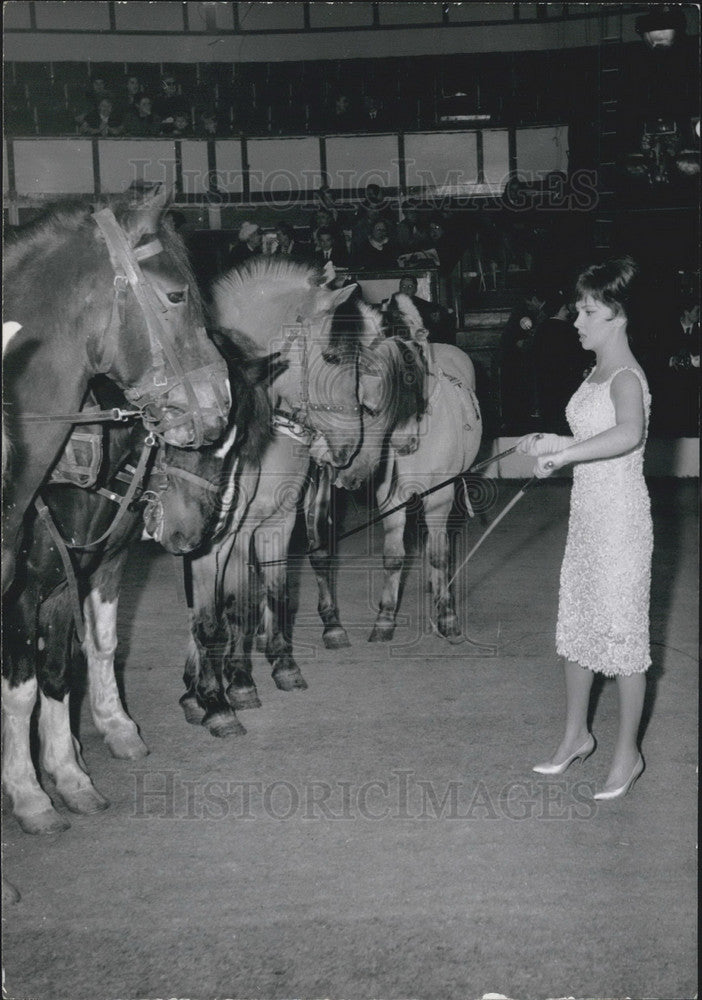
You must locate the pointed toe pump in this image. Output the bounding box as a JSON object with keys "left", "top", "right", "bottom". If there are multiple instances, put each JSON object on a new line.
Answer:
{"left": 532, "top": 734, "right": 596, "bottom": 775}
{"left": 593, "top": 754, "right": 644, "bottom": 802}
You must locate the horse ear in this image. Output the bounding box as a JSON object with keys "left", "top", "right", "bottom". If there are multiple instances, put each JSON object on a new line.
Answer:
{"left": 122, "top": 183, "right": 173, "bottom": 245}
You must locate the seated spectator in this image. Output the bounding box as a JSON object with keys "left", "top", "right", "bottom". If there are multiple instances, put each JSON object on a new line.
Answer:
{"left": 153, "top": 74, "right": 188, "bottom": 130}
{"left": 312, "top": 227, "right": 349, "bottom": 269}
{"left": 86, "top": 75, "right": 112, "bottom": 108}
{"left": 349, "top": 220, "right": 399, "bottom": 269}
{"left": 80, "top": 97, "right": 124, "bottom": 137}
{"left": 224, "top": 221, "right": 263, "bottom": 270}
{"left": 123, "top": 95, "right": 161, "bottom": 137}
{"left": 162, "top": 109, "right": 193, "bottom": 138}
{"left": 323, "top": 91, "right": 359, "bottom": 133}
{"left": 424, "top": 213, "right": 462, "bottom": 274}
{"left": 385, "top": 275, "right": 456, "bottom": 346}
{"left": 272, "top": 223, "right": 312, "bottom": 263}
{"left": 311, "top": 207, "right": 345, "bottom": 251}
{"left": 115, "top": 74, "right": 144, "bottom": 118}
{"left": 194, "top": 108, "right": 220, "bottom": 138}
{"left": 358, "top": 95, "right": 392, "bottom": 132}
{"left": 71, "top": 95, "right": 93, "bottom": 135}
{"left": 349, "top": 183, "right": 397, "bottom": 256}
{"left": 396, "top": 200, "right": 431, "bottom": 254}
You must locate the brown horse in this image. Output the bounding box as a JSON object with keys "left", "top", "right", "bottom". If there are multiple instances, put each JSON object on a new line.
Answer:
{"left": 1, "top": 344, "right": 270, "bottom": 836}
{"left": 2, "top": 185, "right": 230, "bottom": 593}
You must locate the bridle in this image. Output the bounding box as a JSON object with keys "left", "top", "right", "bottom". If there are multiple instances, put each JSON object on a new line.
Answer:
{"left": 271, "top": 316, "right": 363, "bottom": 468}
{"left": 15, "top": 208, "right": 229, "bottom": 449}
{"left": 90, "top": 207, "right": 228, "bottom": 449}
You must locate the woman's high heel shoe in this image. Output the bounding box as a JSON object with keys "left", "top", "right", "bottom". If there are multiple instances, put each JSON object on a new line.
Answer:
{"left": 593, "top": 754, "right": 644, "bottom": 801}
{"left": 532, "top": 734, "right": 596, "bottom": 775}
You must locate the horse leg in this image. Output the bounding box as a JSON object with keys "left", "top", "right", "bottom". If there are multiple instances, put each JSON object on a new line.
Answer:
{"left": 184, "top": 549, "right": 247, "bottom": 736}
{"left": 308, "top": 546, "right": 350, "bottom": 649}
{"left": 190, "top": 605, "right": 248, "bottom": 736}
{"left": 369, "top": 507, "right": 406, "bottom": 642}
{"left": 216, "top": 532, "right": 262, "bottom": 711}
{"left": 83, "top": 556, "right": 148, "bottom": 759}
{"left": 253, "top": 513, "right": 308, "bottom": 693}
{"left": 425, "top": 491, "right": 464, "bottom": 643}
{"left": 1, "top": 677, "right": 70, "bottom": 835}
{"left": 305, "top": 465, "right": 349, "bottom": 649}
{"left": 36, "top": 592, "right": 109, "bottom": 815}
{"left": 2, "top": 583, "right": 71, "bottom": 834}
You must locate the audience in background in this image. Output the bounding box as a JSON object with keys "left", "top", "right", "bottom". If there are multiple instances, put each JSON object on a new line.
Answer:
{"left": 312, "top": 227, "right": 349, "bottom": 269}
{"left": 350, "top": 219, "right": 400, "bottom": 269}
{"left": 272, "top": 223, "right": 311, "bottom": 263}
{"left": 385, "top": 275, "right": 456, "bottom": 345}
{"left": 80, "top": 97, "right": 124, "bottom": 136}
{"left": 225, "top": 221, "right": 263, "bottom": 269}
{"left": 123, "top": 94, "right": 161, "bottom": 136}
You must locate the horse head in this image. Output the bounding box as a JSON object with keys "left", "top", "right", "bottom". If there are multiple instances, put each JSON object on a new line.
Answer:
{"left": 212, "top": 260, "right": 372, "bottom": 469}
{"left": 92, "top": 184, "right": 231, "bottom": 449}
{"left": 143, "top": 335, "right": 281, "bottom": 553}
{"left": 336, "top": 295, "right": 429, "bottom": 490}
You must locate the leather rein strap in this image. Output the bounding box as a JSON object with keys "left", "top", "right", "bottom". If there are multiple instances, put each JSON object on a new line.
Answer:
{"left": 33, "top": 436, "right": 158, "bottom": 644}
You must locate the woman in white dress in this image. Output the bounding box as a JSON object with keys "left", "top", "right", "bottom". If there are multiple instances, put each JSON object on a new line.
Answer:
{"left": 518, "top": 257, "right": 652, "bottom": 801}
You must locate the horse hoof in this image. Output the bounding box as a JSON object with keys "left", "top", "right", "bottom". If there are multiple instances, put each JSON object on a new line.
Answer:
{"left": 227, "top": 686, "right": 262, "bottom": 711}
{"left": 255, "top": 633, "right": 267, "bottom": 653}
{"left": 323, "top": 627, "right": 350, "bottom": 650}
{"left": 104, "top": 729, "right": 149, "bottom": 760}
{"left": 57, "top": 785, "right": 110, "bottom": 815}
{"left": 17, "top": 808, "right": 71, "bottom": 836}
{"left": 2, "top": 878, "right": 20, "bottom": 905}
{"left": 445, "top": 630, "right": 466, "bottom": 645}
{"left": 180, "top": 693, "right": 206, "bottom": 726}
{"left": 272, "top": 669, "right": 308, "bottom": 692}
{"left": 203, "top": 711, "right": 246, "bottom": 738}
{"left": 369, "top": 625, "right": 394, "bottom": 642}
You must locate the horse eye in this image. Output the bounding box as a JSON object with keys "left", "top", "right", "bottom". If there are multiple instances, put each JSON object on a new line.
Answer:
{"left": 323, "top": 351, "right": 341, "bottom": 365}
{"left": 166, "top": 290, "right": 186, "bottom": 304}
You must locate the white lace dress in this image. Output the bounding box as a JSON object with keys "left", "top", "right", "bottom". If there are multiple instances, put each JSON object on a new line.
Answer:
{"left": 556, "top": 366, "right": 652, "bottom": 676}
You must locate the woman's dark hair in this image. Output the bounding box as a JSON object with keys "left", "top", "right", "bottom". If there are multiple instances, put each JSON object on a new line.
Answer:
{"left": 575, "top": 256, "right": 639, "bottom": 319}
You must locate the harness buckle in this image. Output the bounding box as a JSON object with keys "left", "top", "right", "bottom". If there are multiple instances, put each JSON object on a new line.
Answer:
{"left": 113, "top": 273, "right": 129, "bottom": 292}
{"left": 145, "top": 432, "right": 158, "bottom": 448}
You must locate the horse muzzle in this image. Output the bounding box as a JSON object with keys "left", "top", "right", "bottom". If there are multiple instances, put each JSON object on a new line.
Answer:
{"left": 126, "top": 363, "right": 231, "bottom": 449}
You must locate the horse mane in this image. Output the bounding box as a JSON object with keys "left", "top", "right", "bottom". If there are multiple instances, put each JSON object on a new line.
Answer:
{"left": 207, "top": 333, "right": 274, "bottom": 466}
{"left": 380, "top": 337, "right": 428, "bottom": 428}
{"left": 211, "top": 258, "right": 319, "bottom": 349}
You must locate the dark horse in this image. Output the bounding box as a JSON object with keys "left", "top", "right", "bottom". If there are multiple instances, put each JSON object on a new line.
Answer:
{"left": 1, "top": 344, "right": 271, "bottom": 836}
{"left": 2, "top": 184, "right": 231, "bottom": 593}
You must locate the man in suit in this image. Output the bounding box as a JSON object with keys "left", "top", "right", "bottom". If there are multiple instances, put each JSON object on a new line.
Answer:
{"left": 312, "top": 227, "right": 349, "bottom": 269}
{"left": 272, "top": 223, "right": 311, "bottom": 264}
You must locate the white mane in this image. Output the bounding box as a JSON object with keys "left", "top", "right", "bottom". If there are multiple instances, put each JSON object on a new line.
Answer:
{"left": 211, "top": 258, "right": 320, "bottom": 354}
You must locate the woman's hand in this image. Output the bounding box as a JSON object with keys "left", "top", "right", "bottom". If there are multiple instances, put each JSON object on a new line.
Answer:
{"left": 534, "top": 451, "right": 568, "bottom": 478}
{"left": 516, "top": 433, "right": 566, "bottom": 457}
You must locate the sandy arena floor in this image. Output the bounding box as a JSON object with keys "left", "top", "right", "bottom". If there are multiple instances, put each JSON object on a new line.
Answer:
{"left": 2, "top": 478, "right": 698, "bottom": 1000}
